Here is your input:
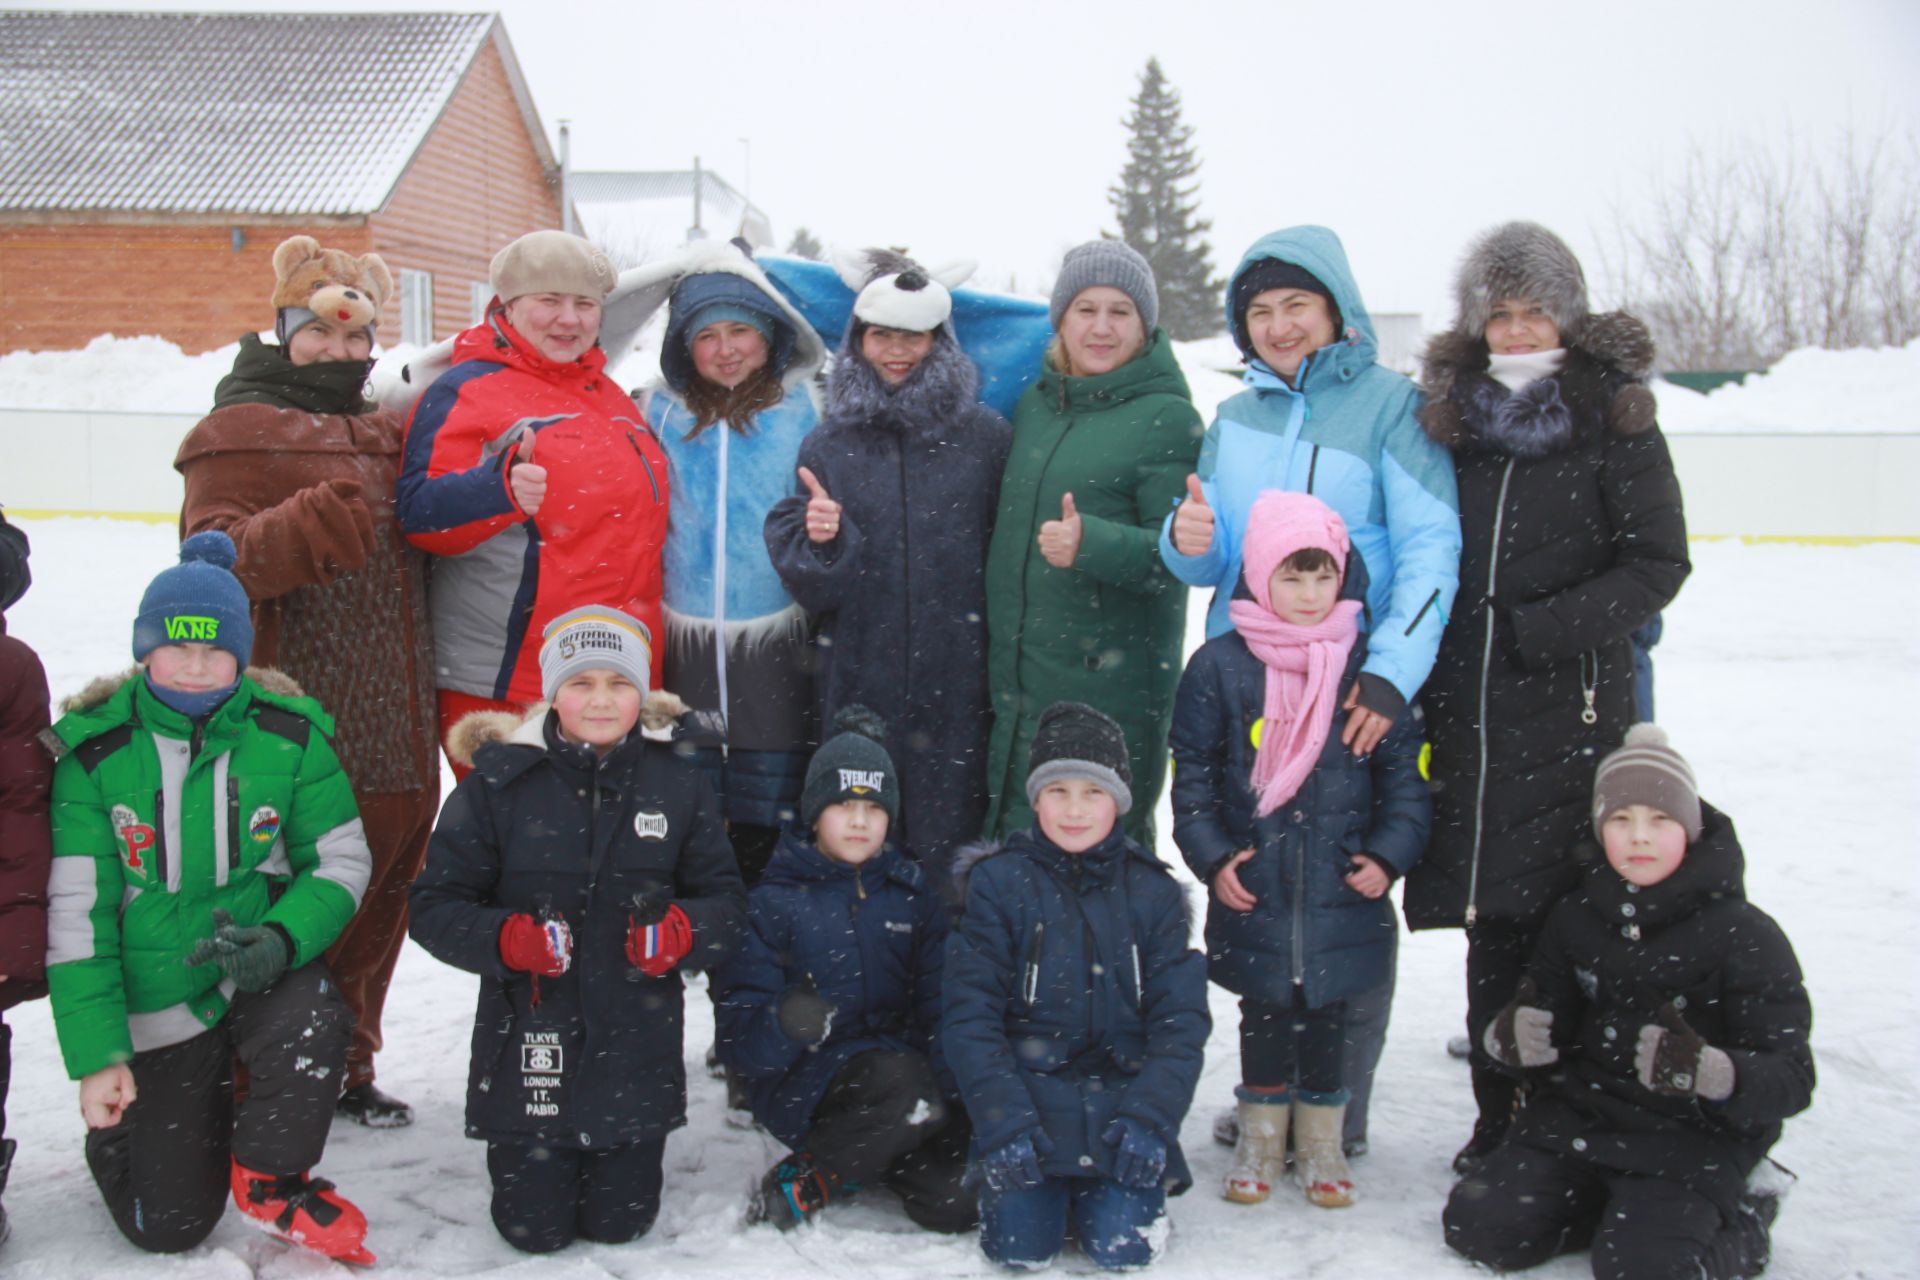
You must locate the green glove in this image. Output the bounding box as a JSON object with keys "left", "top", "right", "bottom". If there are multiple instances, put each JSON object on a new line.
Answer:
{"left": 184, "top": 908, "right": 292, "bottom": 993}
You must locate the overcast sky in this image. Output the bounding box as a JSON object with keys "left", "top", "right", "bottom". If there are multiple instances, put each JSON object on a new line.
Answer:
{"left": 19, "top": 0, "right": 1920, "bottom": 325}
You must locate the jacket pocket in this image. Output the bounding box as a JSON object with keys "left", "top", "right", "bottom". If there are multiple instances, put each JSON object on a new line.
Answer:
{"left": 1020, "top": 920, "right": 1046, "bottom": 1013}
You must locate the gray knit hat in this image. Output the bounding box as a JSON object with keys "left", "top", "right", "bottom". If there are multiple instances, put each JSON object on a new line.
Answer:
{"left": 1592, "top": 723, "right": 1702, "bottom": 842}
{"left": 1025, "top": 701, "right": 1134, "bottom": 816}
{"left": 1050, "top": 240, "right": 1158, "bottom": 336}
{"left": 491, "top": 230, "right": 617, "bottom": 304}
{"left": 538, "top": 605, "right": 652, "bottom": 702}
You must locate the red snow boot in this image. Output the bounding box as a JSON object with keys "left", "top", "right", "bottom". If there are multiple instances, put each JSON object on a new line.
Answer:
{"left": 230, "top": 1161, "right": 375, "bottom": 1265}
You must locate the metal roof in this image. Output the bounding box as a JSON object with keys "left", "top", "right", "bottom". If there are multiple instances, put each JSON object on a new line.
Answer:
{"left": 0, "top": 10, "right": 551, "bottom": 217}
{"left": 572, "top": 169, "right": 774, "bottom": 254}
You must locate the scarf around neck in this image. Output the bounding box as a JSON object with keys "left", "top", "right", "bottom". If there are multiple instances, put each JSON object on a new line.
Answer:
{"left": 1487, "top": 347, "right": 1566, "bottom": 394}
{"left": 1226, "top": 597, "right": 1363, "bottom": 816}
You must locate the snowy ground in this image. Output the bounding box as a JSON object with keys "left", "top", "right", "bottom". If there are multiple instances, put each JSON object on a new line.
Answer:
{"left": 3, "top": 518, "right": 1918, "bottom": 1278}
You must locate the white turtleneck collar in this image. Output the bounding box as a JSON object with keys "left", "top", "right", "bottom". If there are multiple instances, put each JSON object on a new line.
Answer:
{"left": 1487, "top": 348, "right": 1567, "bottom": 393}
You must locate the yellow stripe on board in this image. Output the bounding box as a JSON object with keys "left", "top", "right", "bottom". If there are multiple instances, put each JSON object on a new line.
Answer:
{"left": 7, "top": 509, "right": 178, "bottom": 524}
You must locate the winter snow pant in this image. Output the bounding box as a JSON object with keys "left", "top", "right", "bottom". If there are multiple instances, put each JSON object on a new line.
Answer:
{"left": 803, "top": 1049, "right": 976, "bottom": 1233}
{"left": 1241, "top": 990, "right": 1347, "bottom": 1096}
{"left": 1445, "top": 1143, "right": 1773, "bottom": 1280}
{"left": 83, "top": 962, "right": 352, "bottom": 1253}
{"left": 1466, "top": 918, "right": 1539, "bottom": 1142}
{"left": 438, "top": 689, "right": 530, "bottom": 783}
{"left": 325, "top": 786, "right": 438, "bottom": 1090}
{"left": 1341, "top": 963, "right": 1393, "bottom": 1146}
{"left": 486, "top": 1136, "right": 665, "bottom": 1254}
{"left": 979, "top": 1175, "right": 1166, "bottom": 1271}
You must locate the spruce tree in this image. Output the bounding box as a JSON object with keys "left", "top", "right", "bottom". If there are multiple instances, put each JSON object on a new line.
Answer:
{"left": 785, "top": 227, "right": 824, "bottom": 260}
{"left": 1108, "top": 58, "right": 1224, "bottom": 339}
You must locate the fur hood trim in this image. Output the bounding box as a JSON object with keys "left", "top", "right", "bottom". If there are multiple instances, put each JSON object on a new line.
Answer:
{"left": 822, "top": 323, "right": 981, "bottom": 436}
{"left": 60, "top": 665, "right": 304, "bottom": 714}
{"left": 1418, "top": 310, "right": 1659, "bottom": 449}
{"left": 947, "top": 839, "right": 1003, "bottom": 905}
{"left": 604, "top": 239, "right": 826, "bottom": 392}
{"left": 445, "top": 689, "right": 689, "bottom": 768}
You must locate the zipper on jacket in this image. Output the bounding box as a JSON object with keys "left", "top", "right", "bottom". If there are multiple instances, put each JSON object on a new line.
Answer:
{"left": 625, "top": 435, "right": 661, "bottom": 502}
{"left": 1129, "top": 942, "right": 1143, "bottom": 1011}
{"left": 1464, "top": 458, "right": 1518, "bottom": 928}
{"left": 1305, "top": 444, "right": 1320, "bottom": 494}
{"left": 1292, "top": 835, "right": 1308, "bottom": 984}
{"left": 227, "top": 775, "right": 241, "bottom": 873}
{"left": 1579, "top": 651, "right": 1599, "bottom": 725}
{"left": 1021, "top": 921, "right": 1045, "bottom": 1010}
{"left": 1404, "top": 588, "right": 1441, "bottom": 637}
{"left": 151, "top": 787, "right": 170, "bottom": 890}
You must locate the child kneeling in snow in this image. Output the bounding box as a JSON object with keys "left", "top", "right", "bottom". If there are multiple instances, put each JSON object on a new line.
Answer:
{"left": 716, "top": 706, "right": 975, "bottom": 1233}
{"left": 1444, "top": 725, "right": 1814, "bottom": 1279}
{"left": 409, "top": 607, "right": 746, "bottom": 1254}
{"left": 943, "top": 703, "right": 1210, "bottom": 1271}
{"left": 45, "top": 532, "right": 373, "bottom": 1262}
{"left": 1169, "top": 490, "right": 1430, "bottom": 1209}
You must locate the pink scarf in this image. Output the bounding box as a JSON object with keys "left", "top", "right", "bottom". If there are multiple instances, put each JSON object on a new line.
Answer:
{"left": 1228, "top": 597, "right": 1362, "bottom": 816}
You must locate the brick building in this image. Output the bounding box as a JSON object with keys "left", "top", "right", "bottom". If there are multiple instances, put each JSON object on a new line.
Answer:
{"left": 0, "top": 10, "right": 562, "bottom": 354}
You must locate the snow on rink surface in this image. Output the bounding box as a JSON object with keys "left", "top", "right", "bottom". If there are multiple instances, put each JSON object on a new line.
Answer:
{"left": 3, "top": 518, "right": 1917, "bottom": 1279}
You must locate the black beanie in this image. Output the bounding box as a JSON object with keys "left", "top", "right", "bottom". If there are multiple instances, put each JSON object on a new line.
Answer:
{"left": 801, "top": 705, "right": 899, "bottom": 829}
{"left": 1230, "top": 258, "right": 1343, "bottom": 360}
{"left": 1024, "top": 701, "right": 1133, "bottom": 816}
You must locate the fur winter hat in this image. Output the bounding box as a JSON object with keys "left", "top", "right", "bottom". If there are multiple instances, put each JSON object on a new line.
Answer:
{"left": 490, "top": 230, "right": 616, "bottom": 305}
{"left": 802, "top": 705, "right": 899, "bottom": 829}
{"left": 1592, "top": 723, "right": 1703, "bottom": 842}
{"left": 1025, "top": 701, "right": 1133, "bottom": 817}
{"left": 1050, "top": 240, "right": 1159, "bottom": 337}
{"left": 270, "top": 234, "right": 392, "bottom": 347}
{"left": 1240, "top": 490, "right": 1350, "bottom": 608}
{"left": 1451, "top": 221, "right": 1589, "bottom": 343}
{"left": 834, "top": 247, "right": 976, "bottom": 334}
{"left": 133, "top": 531, "right": 253, "bottom": 667}
{"left": 538, "top": 606, "right": 652, "bottom": 703}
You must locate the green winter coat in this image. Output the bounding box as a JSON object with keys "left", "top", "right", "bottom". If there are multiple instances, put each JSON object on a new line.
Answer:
{"left": 982, "top": 331, "right": 1204, "bottom": 845}
{"left": 45, "top": 669, "right": 370, "bottom": 1079}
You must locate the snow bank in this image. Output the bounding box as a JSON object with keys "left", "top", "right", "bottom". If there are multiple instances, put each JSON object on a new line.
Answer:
{"left": 1653, "top": 338, "right": 1920, "bottom": 434}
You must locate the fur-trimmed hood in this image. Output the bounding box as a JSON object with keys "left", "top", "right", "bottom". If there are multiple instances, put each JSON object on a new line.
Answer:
{"left": 822, "top": 323, "right": 982, "bottom": 438}
{"left": 1417, "top": 311, "right": 1659, "bottom": 453}
{"left": 59, "top": 664, "right": 304, "bottom": 714}
{"left": 445, "top": 689, "right": 688, "bottom": 768}
{"left": 608, "top": 239, "right": 827, "bottom": 394}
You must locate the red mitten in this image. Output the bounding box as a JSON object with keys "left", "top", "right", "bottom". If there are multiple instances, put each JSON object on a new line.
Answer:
{"left": 499, "top": 913, "right": 571, "bottom": 977}
{"left": 625, "top": 903, "right": 693, "bottom": 977}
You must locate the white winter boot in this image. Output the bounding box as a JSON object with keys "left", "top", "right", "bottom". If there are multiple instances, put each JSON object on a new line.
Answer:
{"left": 1294, "top": 1097, "right": 1355, "bottom": 1208}
{"left": 1223, "top": 1091, "right": 1290, "bottom": 1204}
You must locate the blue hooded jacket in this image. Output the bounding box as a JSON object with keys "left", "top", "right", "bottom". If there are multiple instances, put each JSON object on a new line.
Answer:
{"left": 714, "top": 828, "right": 949, "bottom": 1148}
{"left": 1159, "top": 227, "right": 1461, "bottom": 714}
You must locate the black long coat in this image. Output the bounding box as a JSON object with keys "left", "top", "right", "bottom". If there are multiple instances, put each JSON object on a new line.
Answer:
{"left": 409, "top": 706, "right": 746, "bottom": 1150}
{"left": 1507, "top": 803, "right": 1813, "bottom": 1211}
{"left": 765, "top": 336, "right": 1009, "bottom": 883}
{"left": 1405, "top": 315, "right": 1690, "bottom": 931}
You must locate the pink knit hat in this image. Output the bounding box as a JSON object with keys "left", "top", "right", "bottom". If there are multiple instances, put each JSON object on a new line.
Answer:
{"left": 1241, "top": 490, "right": 1350, "bottom": 611}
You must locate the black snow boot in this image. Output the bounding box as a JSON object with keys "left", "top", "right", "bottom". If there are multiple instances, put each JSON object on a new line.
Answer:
{"left": 336, "top": 1082, "right": 413, "bottom": 1129}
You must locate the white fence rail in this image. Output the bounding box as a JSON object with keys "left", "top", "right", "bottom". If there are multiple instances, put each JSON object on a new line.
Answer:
{"left": 1, "top": 408, "right": 1915, "bottom": 540}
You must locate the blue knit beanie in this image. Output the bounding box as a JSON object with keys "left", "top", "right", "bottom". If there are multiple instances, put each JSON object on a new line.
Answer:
{"left": 660, "top": 270, "right": 795, "bottom": 392}
{"left": 681, "top": 302, "right": 774, "bottom": 351}
{"left": 133, "top": 531, "right": 254, "bottom": 667}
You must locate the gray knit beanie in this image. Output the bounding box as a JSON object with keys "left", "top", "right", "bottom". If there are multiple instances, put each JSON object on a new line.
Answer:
{"left": 538, "top": 606, "right": 652, "bottom": 702}
{"left": 1025, "top": 701, "right": 1134, "bottom": 817}
{"left": 1592, "top": 723, "right": 1703, "bottom": 842}
{"left": 1050, "top": 240, "right": 1159, "bottom": 336}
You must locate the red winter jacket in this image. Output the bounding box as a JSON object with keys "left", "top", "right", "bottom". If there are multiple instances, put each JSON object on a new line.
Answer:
{"left": 398, "top": 315, "right": 669, "bottom": 704}
{"left": 0, "top": 615, "right": 52, "bottom": 1009}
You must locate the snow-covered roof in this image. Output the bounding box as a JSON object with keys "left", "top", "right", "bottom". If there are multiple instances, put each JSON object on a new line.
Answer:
{"left": 572, "top": 169, "right": 775, "bottom": 262}
{"left": 0, "top": 10, "right": 554, "bottom": 217}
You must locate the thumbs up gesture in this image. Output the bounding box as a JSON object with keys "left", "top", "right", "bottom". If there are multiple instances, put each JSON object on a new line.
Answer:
{"left": 1038, "top": 491, "right": 1083, "bottom": 569}
{"left": 1171, "top": 473, "right": 1214, "bottom": 557}
{"left": 508, "top": 425, "right": 548, "bottom": 517}
{"left": 798, "top": 466, "right": 841, "bottom": 544}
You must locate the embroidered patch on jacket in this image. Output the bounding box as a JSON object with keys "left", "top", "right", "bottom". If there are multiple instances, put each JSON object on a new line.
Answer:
{"left": 634, "top": 810, "right": 670, "bottom": 841}
{"left": 111, "top": 803, "right": 156, "bottom": 872}
{"left": 248, "top": 806, "right": 282, "bottom": 845}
